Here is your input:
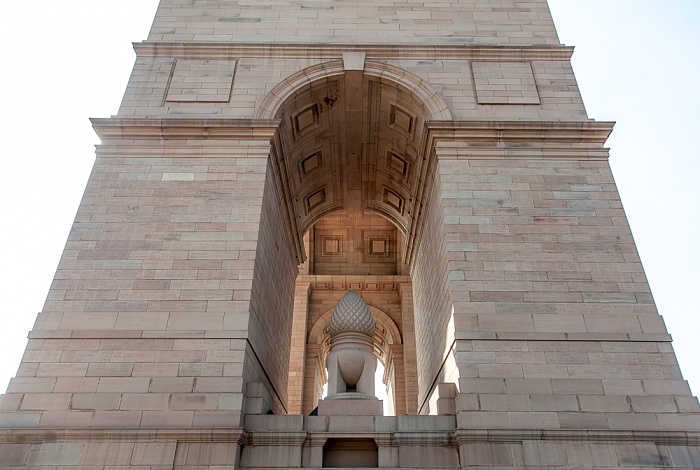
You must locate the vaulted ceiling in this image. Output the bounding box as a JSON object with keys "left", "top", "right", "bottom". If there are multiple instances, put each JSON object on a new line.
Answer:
{"left": 270, "top": 69, "right": 435, "bottom": 263}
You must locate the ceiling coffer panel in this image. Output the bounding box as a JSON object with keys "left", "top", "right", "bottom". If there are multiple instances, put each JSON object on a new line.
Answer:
{"left": 291, "top": 141, "right": 334, "bottom": 188}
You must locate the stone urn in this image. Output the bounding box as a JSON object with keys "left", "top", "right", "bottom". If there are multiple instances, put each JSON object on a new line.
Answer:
{"left": 325, "top": 290, "right": 377, "bottom": 399}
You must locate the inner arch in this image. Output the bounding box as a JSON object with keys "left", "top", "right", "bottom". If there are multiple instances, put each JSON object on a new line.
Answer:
{"left": 265, "top": 61, "right": 450, "bottom": 265}
{"left": 271, "top": 60, "right": 451, "bottom": 417}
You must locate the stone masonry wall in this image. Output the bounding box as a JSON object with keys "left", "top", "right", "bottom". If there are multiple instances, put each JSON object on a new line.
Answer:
{"left": 148, "top": 0, "right": 559, "bottom": 45}
{"left": 245, "top": 157, "right": 299, "bottom": 412}
{"left": 0, "top": 137, "right": 279, "bottom": 428}
{"left": 435, "top": 152, "right": 700, "bottom": 430}
{"left": 2, "top": 0, "right": 700, "bottom": 468}
{"left": 119, "top": 56, "right": 587, "bottom": 122}
{"left": 410, "top": 156, "right": 455, "bottom": 413}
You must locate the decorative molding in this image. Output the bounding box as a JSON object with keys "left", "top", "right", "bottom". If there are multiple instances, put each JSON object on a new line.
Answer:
{"left": 394, "top": 431, "right": 455, "bottom": 447}
{"left": 452, "top": 429, "right": 700, "bottom": 446}
{"left": 244, "top": 431, "right": 308, "bottom": 447}
{"left": 299, "top": 274, "right": 410, "bottom": 292}
{"left": 0, "top": 427, "right": 247, "bottom": 444}
{"left": 302, "top": 432, "right": 395, "bottom": 447}
{"left": 454, "top": 332, "right": 673, "bottom": 343}
{"left": 133, "top": 42, "right": 574, "bottom": 62}
{"left": 91, "top": 117, "right": 280, "bottom": 141}
{"left": 3, "top": 427, "right": 697, "bottom": 447}
{"left": 424, "top": 120, "right": 615, "bottom": 160}
{"left": 28, "top": 330, "right": 250, "bottom": 339}
{"left": 363, "top": 62, "right": 452, "bottom": 121}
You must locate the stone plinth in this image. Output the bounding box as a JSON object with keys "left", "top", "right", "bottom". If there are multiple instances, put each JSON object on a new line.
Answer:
{"left": 317, "top": 398, "right": 383, "bottom": 417}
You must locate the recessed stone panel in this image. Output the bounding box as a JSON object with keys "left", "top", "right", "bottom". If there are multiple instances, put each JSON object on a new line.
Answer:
{"left": 369, "top": 238, "right": 387, "bottom": 256}
{"left": 382, "top": 188, "right": 404, "bottom": 215}
{"left": 310, "top": 212, "right": 399, "bottom": 276}
{"left": 292, "top": 104, "right": 320, "bottom": 139}
{"left": 300, "top": 151, "right": 323, "bottom": 177}
{"left": 386, "top": 151, "right": 410, "bottom": 181}
{"left": 321, "top": 236, "right": 343, "bottom": 257}
{"left": 362, "top": 229, "right": 396, "bottom": 265}
{"left": 305, "top": 188, "right": 327, "bottom": 214}
{"left": 389, "top": 104, "right": 415, "bottom": 136}
{"left": 472, "top": 61, "right": 540, "bottom": 105}
{"left": 166, "top": 59, "right": 235, "bottom": 103}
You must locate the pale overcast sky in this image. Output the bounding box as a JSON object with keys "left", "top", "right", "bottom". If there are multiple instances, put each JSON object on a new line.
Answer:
{"left": 0, "top": 1, "right": 698, "bottom": 401}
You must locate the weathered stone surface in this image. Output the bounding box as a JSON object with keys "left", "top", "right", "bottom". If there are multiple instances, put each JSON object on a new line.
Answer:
{"left": 0, "top": 0, "right": 699, "bottom": 468}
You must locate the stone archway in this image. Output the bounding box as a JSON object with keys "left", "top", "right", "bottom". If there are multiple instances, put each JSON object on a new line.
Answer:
{"left": 256, "top": 58, "right": 452, "bottom": 121}
{"left": 257, "top": 57, "right": 457, "bottom": 415}
{"left": 261, "top": 55, "right": 452, "bottom": 263}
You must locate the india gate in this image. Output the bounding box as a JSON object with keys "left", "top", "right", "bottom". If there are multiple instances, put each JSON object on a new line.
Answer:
{"left": 1, "top": 1, "right": 699, "bottom": 468}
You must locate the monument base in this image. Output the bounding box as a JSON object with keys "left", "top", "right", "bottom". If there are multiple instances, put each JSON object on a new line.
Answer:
{"left": 317, "top": 397, "right": 383, "bottom": 416}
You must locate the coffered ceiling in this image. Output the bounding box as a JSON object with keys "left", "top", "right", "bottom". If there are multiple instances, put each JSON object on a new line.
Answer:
{"left": 271, "top": 69, "right": 434, "bottom": 263}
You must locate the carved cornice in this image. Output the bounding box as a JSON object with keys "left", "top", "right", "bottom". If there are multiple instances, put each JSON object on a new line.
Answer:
{"left": 6, "top": 427, "right": 695, "bottom": 447}
{"left": 27, "top": 330, "right": 250, "bottom": 339}
{"left": 455, "top": 332, "right": 673, "bottom": 343}
{"left": 394, "top": 431, "right": 455, "bottom": 447}
{"left": 452, "top": 429, "right": 700, "bottom": 446}
{"left": 91, "top": 118, "right": 613, "bottom": 157}
{"left": 91, "top": 118, "right": 280, "bottom": 142}
{"left": 298, "top": 274, "right": 411, "bottom": 293}
{"left": 302, "top": 432, "right": 396, "bottom": 447}
{"left": 133, "top": 42, "right": 574, "bottom": 62}
{"left": 424, "top": 120, "right": 615, "bottom": 161}
{"left": 0, "top": 427, "right": 247, "bottom": 444}
{"left": 244, "top": 431, "right": 308, "bottom": 447}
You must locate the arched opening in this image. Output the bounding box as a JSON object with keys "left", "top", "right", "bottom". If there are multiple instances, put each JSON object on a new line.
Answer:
{"left": 253, "top": 58, "right": 457, "bottom": 416}
{"left": 309, "top": 299, "right": 402, "bottom": 415}
{"left": 261, "top": 58, "right": 452, "bottom": 263}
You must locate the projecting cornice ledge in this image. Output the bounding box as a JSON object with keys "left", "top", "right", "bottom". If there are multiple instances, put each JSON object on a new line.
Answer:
{"left": 424, "top": 120, "right": 616, "bottom": 161}
{"left": 2, "top": 428, "right": 698, "bottom": 446}
{"left": 452, "top": 429, "right": 700, "bottom": 446}
{"left": 0, "top": 427, "right": 247, "bottom": 444}
{"left": 91, "top": 117, "right": 281, "bottom": 142}
{"left": 133, "top": 41, "right": 574, "bottom": 61}
{"left": 92, "top": 118, "right": 614, "bottom": 162}
{"left": 93, "top": 118, "right": 613, "bottom": 148}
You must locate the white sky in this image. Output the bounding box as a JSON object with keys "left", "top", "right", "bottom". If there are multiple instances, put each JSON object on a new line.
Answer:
{"left": 0, "top": 1, "right": 698, "bottom": 402}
